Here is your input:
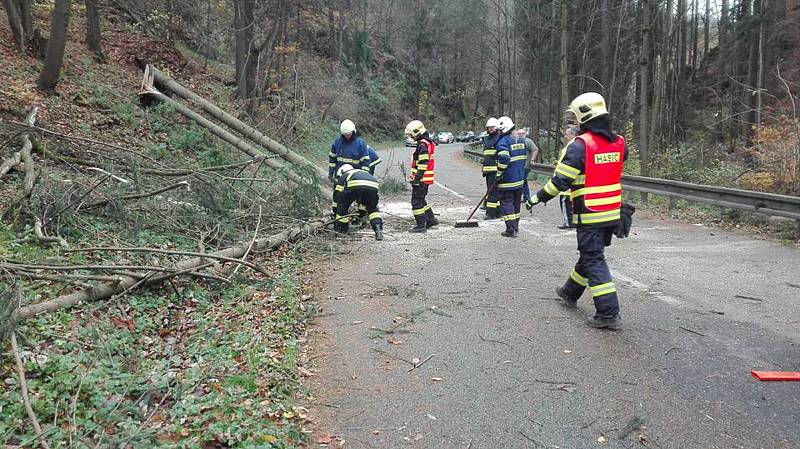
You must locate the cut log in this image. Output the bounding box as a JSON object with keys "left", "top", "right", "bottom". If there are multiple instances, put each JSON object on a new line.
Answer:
{"left": 144, "top": 65, "right": 327, "bottom": 180}
{"left": 11, "top": 219, "right": 328, "bottom": 320}
{"left": 141, "top": 87, "right": 316, "bottom": 192}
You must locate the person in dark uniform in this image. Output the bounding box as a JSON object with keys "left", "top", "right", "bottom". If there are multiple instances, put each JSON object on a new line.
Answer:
{"left": 527, "top": 92, "right": 628, "bottom": 330}
{"left": 404, "top": 120, "right": 439, "bottom": 233}
{"left": 481, "top": 117, "right": 502, "bottom": 219}
{"left": 332, "top": 164, "right": 383, "bottom": 241}
{"left": 495, "top": 116, "right": 526, "bottom": 237}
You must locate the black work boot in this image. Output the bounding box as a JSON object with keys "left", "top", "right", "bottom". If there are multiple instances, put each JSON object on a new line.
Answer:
{"left": 373, "top": 223, "right": 383, "bottom": 241}
{"left": 585, "top": 315, "right": 622, "bottom": 330}
{"left": 410, "top": 214, "right": 427, "bottom": 233}
{"left": 500, "top": 230, "right": 517, "bottom": 238}
{"left": 425, "top": 210, "right": 439, "bottom": 228}
{"left": 556, "top": 287, "right": 578, "bottom": 308}
{"left": 333, "top": 222, "right": 349, "bottom": 236}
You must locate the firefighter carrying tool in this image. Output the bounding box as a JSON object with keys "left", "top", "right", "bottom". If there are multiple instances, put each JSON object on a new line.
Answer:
{"left": 527, "top": 92, "right": 633, "bottom": 330}
{"left": 404, "top": 120, "right": 439, "bottom": 233}
{"left": 332, "top": 164, "right": 384, "bottom": 241}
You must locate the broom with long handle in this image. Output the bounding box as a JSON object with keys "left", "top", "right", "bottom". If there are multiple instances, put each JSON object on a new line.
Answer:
{"left": 454, "top": 183, "right": 497, "bottom": 228}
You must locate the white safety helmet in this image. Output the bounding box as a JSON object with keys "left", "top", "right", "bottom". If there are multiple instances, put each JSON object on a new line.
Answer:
{"left": 404, "top": 120, "right": 427, "bottom": 139}
{"left": 340, "top": 119, "right": 356, "bottom": 135}
{"left": 336, "top": 164, "right": 354, "bottom": 178}
{"left": 485, "top": 117, "right": 499, "bottom": 129}
{"left": 498, "top": 116, "right": 515, "bottom": 133}
{"left": 567, "top": 92, "right": 608, "bottom": 124}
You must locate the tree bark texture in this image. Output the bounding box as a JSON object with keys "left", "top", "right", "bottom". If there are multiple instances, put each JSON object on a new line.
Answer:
{"left": 2, "top": 0, "right": 25, "bottom": 51}
{"left": 84, "top": 0, "right": 103, "bottom": 58}
{"left": 37, "top": 0, "right": 72, "bottom": 92}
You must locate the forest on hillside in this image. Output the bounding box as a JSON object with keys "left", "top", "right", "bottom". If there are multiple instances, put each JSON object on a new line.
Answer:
{"left": 3, "top": 0, "right": 800, "bottom": 192}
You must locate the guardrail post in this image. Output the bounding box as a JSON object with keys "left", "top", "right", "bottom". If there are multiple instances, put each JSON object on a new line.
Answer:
{"left": 668, "top": 196, "right": 677, "bottom": 210}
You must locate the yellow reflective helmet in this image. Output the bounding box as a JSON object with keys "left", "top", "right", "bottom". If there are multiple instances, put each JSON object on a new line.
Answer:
{"left": 567, "top": 92, "right": 608, "bottom": 124}
{"left": 404, "top": 120, "right": 427, "bottom": 139}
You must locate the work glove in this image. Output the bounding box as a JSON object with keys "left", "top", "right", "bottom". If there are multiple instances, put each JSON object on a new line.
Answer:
{"left": 614, "top": 202, "right": 636, "bottom": 238}
{"left": 525, "top": 195, "right": 541, "bottom": 212}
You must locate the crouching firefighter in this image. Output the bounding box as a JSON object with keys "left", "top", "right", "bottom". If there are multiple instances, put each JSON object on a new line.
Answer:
{"left": 527, "top": 92, "right": 634, "bottom": 330}
{"left": 495, "top": 116, "right": 526, "bottom": 237}
{"left": 404, "top": 120, "right": 439, "bottom": 233}
{"left": 332, "top": 164, "right": 384, "bottom": 241}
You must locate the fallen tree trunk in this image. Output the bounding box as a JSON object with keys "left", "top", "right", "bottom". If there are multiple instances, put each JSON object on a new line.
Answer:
{"left": 11, "top": 219, "right": 328, "bottom": 320}
{"left": 144, "top": 65, "right": 327, "bottom": 180}
{"left": 140, "top": 87, "right": 318, "bottom": 193}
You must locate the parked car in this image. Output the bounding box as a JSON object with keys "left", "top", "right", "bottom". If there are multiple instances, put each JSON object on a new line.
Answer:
{"left": 456, "top": 131, "right": 476, "bottom": 142}
{"left": 436, "top": 131, "right": 455, "bottom": 144}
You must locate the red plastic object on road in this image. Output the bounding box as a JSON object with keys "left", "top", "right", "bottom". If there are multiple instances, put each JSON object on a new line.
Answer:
{"left": 751, "top": 370, "right": 800, "bottom": 381}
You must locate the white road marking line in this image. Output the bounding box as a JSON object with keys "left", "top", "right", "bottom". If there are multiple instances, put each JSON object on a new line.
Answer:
{"left": 613, "top": 271, "right": 682, "bottom": 305}
{"left": 434, "top": 181, "right": 468, "bottom": 200}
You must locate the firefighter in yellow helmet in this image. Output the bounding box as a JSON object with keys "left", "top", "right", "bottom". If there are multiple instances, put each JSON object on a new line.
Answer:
{"left": 527, "top": 92, "right": 633, "bottom": 330}
{"left": 404, "top": 120, "right": 439, "bottom": 233}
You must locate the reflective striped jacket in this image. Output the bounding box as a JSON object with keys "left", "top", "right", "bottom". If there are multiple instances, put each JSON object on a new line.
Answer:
{"left": 535, "top": 130, "right": 627, "bottom": 227}
{"left": 411, "top": 138, "right": 435, "bottom": 184}
{"left": 333, "top": 169, "right": 379, "bottom": 202}
{"left": 481, "top": 132, "right": 500, "bottom": 174}
{"left": 496, "top": 134, "right": 527, "bottom": 190}
{"left": 329, "top": 135, "right": 370, "bottom": 177}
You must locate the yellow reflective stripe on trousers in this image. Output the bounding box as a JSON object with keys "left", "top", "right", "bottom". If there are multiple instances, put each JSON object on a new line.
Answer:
{"left": 555, "top": 163, "right": 580, "bottom": 179}
{"left": 574, "top": 209, "right": 621, "bottom": 224}
{"left": 347, "top": 180, "right": 379, "bottom": 189}
{"left": 590, "top": 282, "right": 617, "bottom": 297}
{"left": 499, "top": 180, "right": 524, "bottom": 189}
{"left": 544, "top": 180, "right": 560, "bottom": 196}
{"left": 570, "top": 270, "right": 588, "bottom": 287}
{"left": 368, "top": 212, "right": 382, "bottom": 221}
{"left": 412, "top": 205, "right": 430, "bottom": 216}
{"left": 503, "top": 213, "right": 520, "bottom": 221}
{"left": 486, "top": 201, "right": 500, "bottom": 208}
{"left": 482, "top": 166, "right": 498, "bottom": 172}
{"left": 570, "top": 183, "right": 622, "bottom": 198}
{"left": 334, "top": 185, "right": 345, "bottom": 192}
{"left": 585, "top": 195, "right": 622, "bottom": 207}
{"left": 335, "top": 215, "right": 350, "bottom": 223}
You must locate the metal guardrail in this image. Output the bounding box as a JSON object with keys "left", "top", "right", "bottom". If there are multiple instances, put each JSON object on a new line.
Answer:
{"left": 463, "top": 144, "right": 800, "bottom": 221}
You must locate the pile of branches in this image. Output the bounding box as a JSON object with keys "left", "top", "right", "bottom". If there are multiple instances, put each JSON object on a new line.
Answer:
{"left": 0, "top": 98, "right": 328, "bottom": 334}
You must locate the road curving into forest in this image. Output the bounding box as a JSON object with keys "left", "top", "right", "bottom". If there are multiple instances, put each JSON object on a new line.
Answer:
{"left": 307, "top": 142, "right": 799, "bottom": 449}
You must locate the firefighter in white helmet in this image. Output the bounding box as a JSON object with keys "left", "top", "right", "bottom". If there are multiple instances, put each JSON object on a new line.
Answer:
{"left": 328, "top": 119, "right": 371, "bottom": 183}
{"left": 481, "top": 117, "right": 502, "bottom": 219}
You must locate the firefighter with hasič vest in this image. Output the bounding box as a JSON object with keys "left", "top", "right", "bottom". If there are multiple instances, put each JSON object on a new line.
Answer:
{"left": 527, "top": 92, "right": 635, "bottom": 330}
{"left": 404, "top": 120, "right": 439, "bottom": 233}
{"left": 481, "top": 117, "right": 502, "bottom": 220}
{"left": 495, "top": 116, "right": 527, "bottom": 238}
{"left": 332, "top": 164, "right": 384, "bottom": 241}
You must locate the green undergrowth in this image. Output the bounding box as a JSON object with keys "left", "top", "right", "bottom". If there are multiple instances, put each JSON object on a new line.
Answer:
{"left": 1, "top": 257, "right": 313, "bottom": 448}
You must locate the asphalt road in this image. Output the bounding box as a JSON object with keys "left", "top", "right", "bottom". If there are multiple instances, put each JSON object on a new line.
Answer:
{"left": 307, "top": 142, "right": 799, "bottom": 449}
